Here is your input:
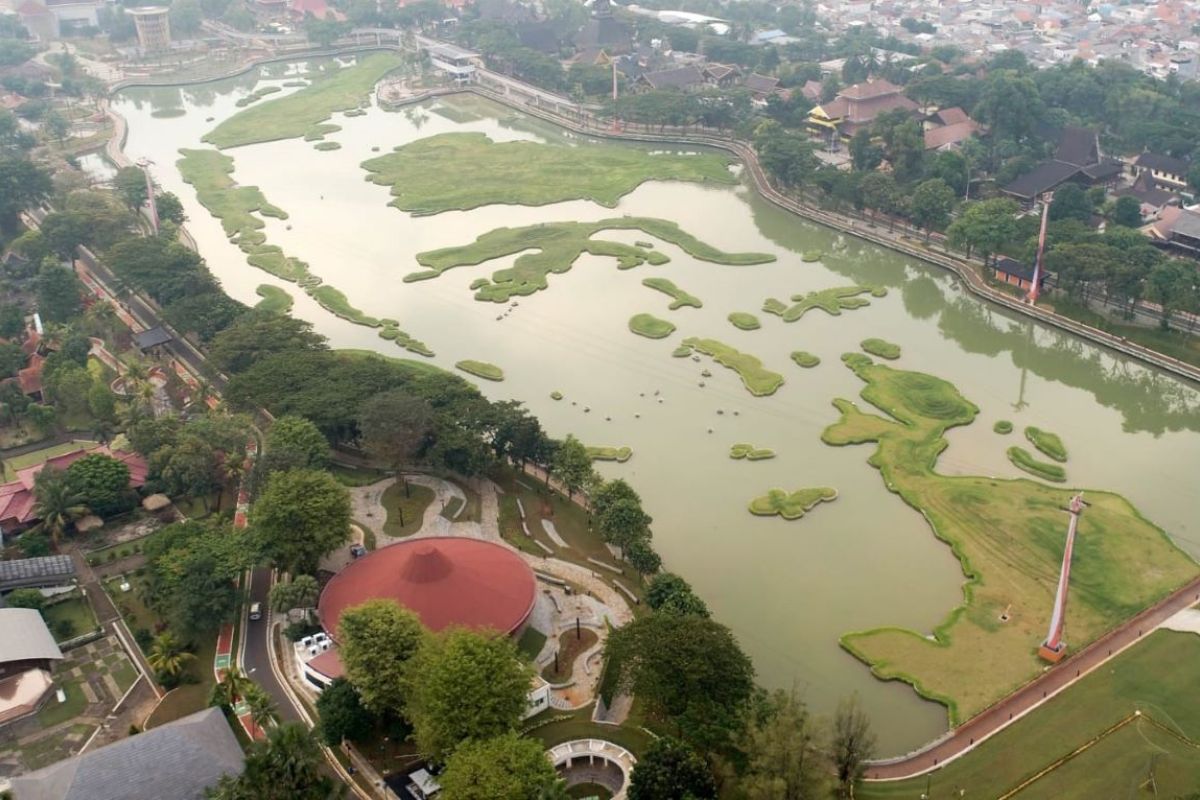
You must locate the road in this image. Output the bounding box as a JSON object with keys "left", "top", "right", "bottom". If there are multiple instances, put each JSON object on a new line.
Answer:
{"left": 241, "top": 567, "right": 303, "bottom": 724}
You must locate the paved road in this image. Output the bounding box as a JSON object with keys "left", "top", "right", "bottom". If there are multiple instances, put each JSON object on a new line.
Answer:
{"left": 241, "top": 567, "right": 303, "bottom": 724}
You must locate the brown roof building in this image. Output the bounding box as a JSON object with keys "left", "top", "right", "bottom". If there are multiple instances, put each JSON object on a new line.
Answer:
{"left": 807, "top": 78, "right": 918, "bottom": 138}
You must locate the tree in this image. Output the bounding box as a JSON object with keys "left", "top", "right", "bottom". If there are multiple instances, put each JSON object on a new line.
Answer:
{"left": 597, "top": 497, "right": 651, "bottom": 555}
{"left": 646, "top": 572, "right": 709, "bottom": 617}
{"left": 1146, "top": 259, "right": 1194, "bottom": 330}
{"left": 265, "top": 416, "right": 328, "bottom": 469}
{"left": 405, "top": 628, "right": 532, "bottom": 762}
{"left": 315, "top": 677, "right": 376, "bottom": 745}
{"left": 35, "top": 262, "right": 84, "bottom": 324}
{"left": 169, "top": 0, "right": 202, "bottom": 35}
{"left": 0, "top": 155, "right": 51, "bottom": 227}
{"left": 150, "top": 435, "right": 221, "bottom": 501}
{"left": 551, "top": 435, "right": 594, "bottom": 499}
{"left": 848, "top": 130, "right": 882, "bottom": 172}
{"left": 244, "top": 683, "right": 280, "bottom": 739}
{"left": 1189, "top": 162, "right": 1200, "bottom": 196}
{"left": 605, "top": 613, "right": 754, "bottom": 751}
{"left": 831, "top": 694, "right": 877, "bottom": 797}
{"left": 305, "top": 15, "right": 347, "bottom": 46}
{"left": 65, "top": 453, "right": 131, "bottom": 517}
{"left": 858, "top": 172, "right": 897, "bottom": 223}
{"left": 269, "top": 575, "right": 319, "bottom": 615}
{"left": 628, "top": 737, "right": 717, "bottom": 800}
{"left": 336, "top": 599, "right": 425, "bottom": 714}
{"left": 358, "top": 389, "right": 434, "bottom": 480}
{"left": 0, "top": 304, "right": 24, "bottom": 339}
{"left": 147, "top": 631, "right": 195, "bottom": 682}
{"left": 0, "top": 341, "right": 24, "bottom": 376}
{"left": 88, "top": 383, "right": 117, "bottom": 423}
{"left": 908, "top": 179, "right": 956, "bottom": 241}
{"left": 1047, "top": 182, "right": 1092, "bottom": 222}
{"left": 945, "top": 197, "right": 1019, "bottom": 264}
{"left": 625, "top": 537, "right": 661, "bottom": 577}
{"left": 209, "top": 312, "right": 328, "bottom": 376}
{"left": 252, "top": 469, "right": 350, "bottom": 573}
{"left": 6, "top": 588, "right": 45, "bottom": 610}
{"left": 235, "top": 722, "right": 333, "bottom": 800}
{"left": 439, "top": 732, "right": 562, "bottom": 800}
{"left": 739, "top": 688, "right": 828, "bottom": 799}
{"left": 156, "top": 191, "right": 186, "bottom": 224}
{"left": 210, "top": 665, "right": 253, "bottom": 711}
{"left": 32, "top": 468, "right": 89, "bottom": 547}
{"left": 1112, "top": 195, "right": 1143, "bottom": 229}
{"left": 145, "top": 520, "right": 250, "bottom": 639}
{"left": 114, "top": 166, "right": 149, "bottom": 210}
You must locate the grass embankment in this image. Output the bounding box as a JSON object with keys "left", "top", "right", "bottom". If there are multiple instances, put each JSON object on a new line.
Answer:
{"left": 728, "top": 312, "right": 761, "bottom": 331}
{"left": 233, "top": 85, "right": 281, "bottom": 108}
{"left": 994, "top": 419, "right": 1013, "bottom": 434}
{"left": 763, "top": 284, "right": 886, "bottom": 322}
{"left": 585, "top": 446, "right": 632, "bottom": 463}
{"left": 729, "top": 443, "right": 775, "bottom": 460}
{"left": 203, "top": 52, "right": 403, "bottom": 148}
{"left": 675, "top": 337, "right": 784, "bottom": 397}
{"left": 642, "top": 277, "right": 702, "bottom": 310}
{"left": 361, "top": 131, "right": 737, "bottom": 214}
{"left": 255, "top": 284, "right": 293, "bottom": 313}
{"left": 859, "top": 631, "right": 1200, "bottom": 800}
{"left": 748, "top": 487, "right": 836, "bottom": 520}
{"left": 1025, "top": 426, "right": 1068, "bottom": 462}
{"left": 177, "top": 148, "right": 430, "bottom": 356}
{"left": 382, "top": 481, "right": 435, "bottom": 538}
{"left": 411, "top": 218, "right": 772, "bottom": 303}
{"left": 1007, "top": 446, "right": 1067, "bottom": 482}
{"left": 455, "top": 360, "right": 505, "bottom": 381}
{"left": 525, "top": 705, "right": 656, "bottom": 758}
{"left": 823, "top": 353, "right": 1197, "bottom": 723}
{"left": 629, "top": 313, "right": 675, "bottom": 339}
{"left": 791, "top": 351, "right": 820, "bottom": 368}
{"left": 860, "top": 338, "right": 901, "bottom": 360}
{"left": 1049, "top": 296, "right": 1200, "bottom": 370}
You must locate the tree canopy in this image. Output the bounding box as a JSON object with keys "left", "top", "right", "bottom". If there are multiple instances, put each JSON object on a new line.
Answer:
{"left": 251, "top": 468, "right": 350, "bottom": 574}
{"left": 438, "top": 732, "right": 562, "bottom": 800}
{"left": 336, "top": 598, "right": 426, "bottom": 715}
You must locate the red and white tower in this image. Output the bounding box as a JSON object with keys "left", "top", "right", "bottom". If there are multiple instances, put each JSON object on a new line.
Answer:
{"left": 1039, "top": 493, "right": 1086, "bottom": 663}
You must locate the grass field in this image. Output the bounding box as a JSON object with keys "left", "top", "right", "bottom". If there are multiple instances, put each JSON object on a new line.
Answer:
{"left": 860, "top": 631, "right": 1200, "bottom": 800}
{"left": 748, "top": 486, "right": 836, "bottom": 520}
{"left": 763, "top": 284, "right": 886, "bottom": 323}
{"left": 382, "top": 481, "right": 435, "bottom": 538}
{"left": 1025, "top": 426, "right": 1068, "bottom": 462}
{"left": 861, "top": 337, "right": 901, "bottom": 359}
{"left": 42, "top": 595, "right": 99, "bottom": 641}
{"left": 454, "top": 359, "right": 505, "bottom": 381}
{"left": 361, "top": 131, "right": 737, "bottom": 214}
{"left": 1008, "top": 446, "right": 1068, "bottom": 482}
{"left": 678, "top": 337, "right": 784, "bottom": 397}
{"left": 3, "top": 439, "right": 97, "bottom": 481}
{"left": 1050, "top": 296, "right": 1200, "bottom": 370}
{"left": 730, "top": 443, "right": 775, "bottom": 460}
{"left": 204, "top": 52, "right": 404, "bottom": 148}
{"left": 994, "top": 419, "right": 1014, "bottom": 434}
{"left": 255, "top": 284, "right": 293, "bottom": 313}
{"left": 629, "top": 313, "right": 676, "bottom": 339}
{"left": 410, "top": 217, "right": 773, "bottom": 303}
{"left": 642, "top": 277, "right": 702, "bottom": 309}
{"left": 824, "top": 353, "right": 1197, "bottom": 723}
{"left": 524, "top": 705, "right": 656, "bottom": 758}
{"left": 729, "top": 311, "right": 761, "bottom": 331}
{"left": 791, "top": 351, "right": 820, "bottom": 368}
{"left": 585, "top": 445, "right": 632, "bottom": 463}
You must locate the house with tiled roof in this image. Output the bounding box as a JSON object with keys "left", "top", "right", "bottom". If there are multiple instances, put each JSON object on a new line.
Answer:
{"left": 0, "top": 443, "right": 148, "bottom": 532}
{"left": 806, "top": 78, "right": 918, "bottom": 138}
{"left": 1132, "top": 152, "right": 1191, "bottom": 192}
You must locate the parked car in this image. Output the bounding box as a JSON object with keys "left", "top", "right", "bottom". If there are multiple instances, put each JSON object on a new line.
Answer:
{"left": 350, "top": 544, "right": 367, "bottom": 559}
{"left": 249, "top": 602, "right": 262, "bottom": 621}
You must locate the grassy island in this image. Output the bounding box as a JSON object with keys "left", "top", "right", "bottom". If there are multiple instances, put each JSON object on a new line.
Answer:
{"left": 1007, "top": 446, "right": 1067, "bottom": 482}
{"left": 790, "top": 351, "right": 820, "bottom": 368}
{"left": 455, "top": 360, "right": 504, "bottom": 381}
{"left": 313, "top": 141, "right": 341, "bottom": 151}
{"left": 823, "top": 353, "right": 1197, "bottom": 724}
{"left": 629, "top": 313, "right": 676, "bottom": 339}
{"left": 203, "top": 52, "right": 403, "bottom": 148}
{"left": 411, "top": 218, "right": 773, "bottom": 303}
{"left": 361, "top": 131, "right": 737, "bottom": 214}
{"left": 586, "top": 446, "right": 632, "bottom": 463}
{"left": 1025, "top": 426, "right": 1068, "bottom": 462}
{"left": 728, "top": 312, "right": 761, "bottom": 331}
{"left": 730, "top": 443, "right": 775, "bottom": 460}
{"left": 678, "top": 338, "right": 784, "bottom": 397}
{"left": 749, "top": 487, "right": 837, "bottom": 520}
{"left": 993, "top": 419, "right": 1013, "bottom": 434}
{"left": 762, "top": 285, "right": 884, "bottom": 323}
{"left": 860, "top": 337, "right": 901, "bottom": 359}
{"left": 642, "top": 277, "right": 702, "bottom": 310}
{"left": 255, "top": 284, "right": 292, "bottom": 313}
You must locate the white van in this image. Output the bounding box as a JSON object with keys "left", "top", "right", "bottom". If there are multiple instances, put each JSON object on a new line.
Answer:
{"left": 249, "top": 602, "right": 262, "bottom": 621}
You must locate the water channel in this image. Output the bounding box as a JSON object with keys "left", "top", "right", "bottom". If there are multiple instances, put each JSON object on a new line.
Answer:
{"left": 112, "top": 59, "right": 1200, "bottom": 755}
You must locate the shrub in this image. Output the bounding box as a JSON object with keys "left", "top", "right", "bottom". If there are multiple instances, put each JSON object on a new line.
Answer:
{"left": 53, "top": 618, "right": 76, "bottom": 639}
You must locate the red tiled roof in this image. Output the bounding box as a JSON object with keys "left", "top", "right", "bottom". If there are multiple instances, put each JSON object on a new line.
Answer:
{"left": 935, "top": 106, "right": 969, "bottom": 125}
{"left": 0, "top": 444, "right": 149, "bottom": 527}
{"left": 16, "top": 353, "right": 43, "bottom": 396}
{"left": 318, "top": 537, "right": 536, "bottom": 639}
{"left": 15, "top": 0, "right": 51, "bottom": 16}
{"left": 925, "top": 120, "right": 979, "bottom": 150}
{"left": 840, "top": 78, "right": 903, "bottom": 100}
{"left": 307, "top": 649, "right": 345, "bottom": 680}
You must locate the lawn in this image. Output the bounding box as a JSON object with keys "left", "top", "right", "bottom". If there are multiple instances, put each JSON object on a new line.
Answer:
{"left": 381, "top": 481, "right": 435, "bottom": 538}
{"left": 1025, "top": 426, "right": 1068, "bottom": 462}
{"left": 42, "top": 595, "right": 99, "bottom": 641}
{"left": 824, "top": 354, "right": 1198, "bottom": 724}
{"left": 728, "top": 312, "right": 761, "bottom": 331}
{"left": 585, "top": 446, "right": 632, "bottom": 463}
{"left": 255, "top": 284, "right": 293, "bottom": 313}
{"left": 748, "top": 487, "right": 836, "bottom": 520}
{"left": 859, "top": 631, "right": 1200, "bottom": 800}
{"left": 629, "top": 313, "right": 675, "bottom": 339}
{"left": 330, "top": 463, "right": 389, "bottom": 487}
{"left": 525, "top": 706, "right": 656, "bottom": 758}
{"left": 36, "top": 680, "right": 88, "bottom": 728}
{"left": 762, "top": 284, "right": 886, "bottom": 323}
{"left": 517, "top": 626, "right": 547, "bottom": 661}
{"left": 15, "top": 723, "right": 98, "bottom": 770}
{"left": 361, "top": 131, "right": 737, "bottom": 215}
{"left": 1007, "top": 446, "right": 1067, "bottom": 482}
{"left": 3, "top": 439, "right": 97, "bottom": 481}
{"left": 455, "top": 360, "right": 505, "bottom": 381}
{"left": 676, "top": 337, "right": 785, "bottom": 397}
{"left": 1049, "top": 296, "right": 1200, "bottom": 370}
{"left": 409, "top": 217, "right": 773, "bottom": 303}
{"left": 860, "top": 337, "right": 901, "bottom": 360}
{"left": 641, "top": 277, "right": 702, "bottom": 310}
{"left": 204, "top": 52, "right": 405, "bottom": 148}
{"left": 87, "top": 526, "right": 168, "bottom": 564}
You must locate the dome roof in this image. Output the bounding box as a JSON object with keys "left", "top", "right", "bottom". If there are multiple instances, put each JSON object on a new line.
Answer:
{"left": 318, "top": 537, "right": 536, "bottom": 638}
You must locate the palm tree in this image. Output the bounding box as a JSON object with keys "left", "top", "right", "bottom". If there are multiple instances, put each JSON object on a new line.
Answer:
{"left": 210, "top": 666, "right": 253, "bottom": 711}
{"left": 32, "top": 468, "right": 89, "bottom": 548}
{"left": 241, "top": 722, "right": 332, "bottom": 800}
{"left": 147, "top": 631, "right": 194, "bottom": 681}
{"left": 219, "top": 455, "right": 246, "bottom": 511}
{"left": 92, "top": 419, "right": 115, "bottom": 445}
{"left": 244, "top": 683, "right": 279, "bottom": 740}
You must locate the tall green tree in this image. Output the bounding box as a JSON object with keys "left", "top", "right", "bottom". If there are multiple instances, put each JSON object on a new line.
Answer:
{"left": 208, "top": 311, "right": 327, "bottom": 375}
{"left": 251, "top": 468, "right": 350, "bottom": 573}
{"left": 65, "top": 453, "right": 131, "bottom": 517}
{"left": 945, "top": 197, "right": 1019, "bottom": 264}
{"left": 551, "top": 434, "right": 594, "bottom": 499}
{"left": 738, "top": 688, "right": 828, "bottom": 799}
{"left": 831, "top": 694, "right": 876, "bottom": 798}
{"left": 908, "top": 179, "right": 956, "bottom": 241}
{"left": 147, "top": 631, "right": 195, "bottom": 682}
{"left": 0, "top": 155, "right": 51, "bottom": 227}
{"left": 265, "top": 415, "right": 329, "bottom": 469}
{"left": 1111, "top": 195, "right": 1144, "bottom": 229}
{"left": 32, "top": 468, "right": 89, "bottom": 547}
{"left": 597, "top": 496, "right": 651, "bottom": 555}
{"left": 336, "top": 598, "right": 426, "bottom": 715}
{"left": 628, "top": 737, "right": 717, "bottom": 800}
{"left": 438, "top": 732, "right": 563, "bottom": 800}
{"left": 235, "top": 722, "right": 333, "bottom": 800}
{"left": 35, "top": 261, "right": 84, "bottom": 324}
{"left": 358, "top": 388, "right": 435, "bottom": 481}
{"left": 315, "top": 677, "right": 376, "bottom": 745}
{"left": 114, "top": 166, "right": 149, "bottom": 210}
{"left": 244, "top": 683, "right": 280, "bottom": 739}
{"left": 646, "top": 573, "right": 709, "bottom": 617}
{"left": 269, "top": 575, "right": 320, "bottom": 615}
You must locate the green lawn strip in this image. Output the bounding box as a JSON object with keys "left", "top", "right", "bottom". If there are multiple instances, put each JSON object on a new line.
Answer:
{"left": 177, "top": 148, "right": 430, "bottom": 356}
{"left": 728, "top": 312, "right": 761, "bottom": 331}
{"left": 790, "top": 351, "right": 820, "bottom": 368}
{"left": 748, "top": 486, "right": 836, "bottom": 520}
{"left": 994, "top": 419, "right": 1013, "bottom": 434}
{"left": 516, "top": 626, "right": 547, "bottom": 662}
{"left": 411, "top": 218, "right": 773, "bottom": 303}
{"left": 330, "top": 463, "right": 389, "bottom": 487}
{"left": 585, "top": 445, "right": 632, "bottom": 463}
{"left": 19, "top": 724, "right": 98, "bottom": 770}
{"left": 524, "top": 706, "right": 656, "bottom": 758}
{"left": 36, "top": 680, "right": 88, "bottom": 728}
{"left": 1050, "top": 296, "right": 1200, "bottom": 370}
{"left": 362, "top": 131, "right": 737, "bottom": 215}
{"left": 729, "top": 443, "right": 775, "bottom": 460}
{"left": 499, "top": 494, "right": 545, "bottom": 556}
{"left": 641, "top": 277, "right": 701, "bottom": 309}
{"left": 681, "top": 337, "right": 784, "bottom": 397}
{"left": 204, "top": 52, "right": 404, "bottom": 148}
{"left": 144, "top": 632, "right": 216, "bottom": 728}
{"left": 87, "top": 526, "right": 170, "bottom": 563}
{"left": 824, "top": 353, "right": 1197, "bottom": 724}
{"left": 1008, "top": 446, "right": 1068, "bottom": 482}
{"left": 629, "top": 313, "right": 675, "bottom": 339}
{"left": 255, "top": 284, "right": 293, "bottom": 313}
{"left": 4, "top": 439, "right": 97, "bottom": 480}
{"left": 455, "top": 360, "right": 504, "bottom": 381}
{"left": 42, "top": 595, "right": 99, "bottom": 641}
{"left": 861, "top": 337, "right": 901, "bottom": 360}
{"left": 233, "top": 85, "right": 282, "bottom": 108}
{"left": 1025, "top": 426, "right": 1068, "bottom": 462}
{"left": 858, "top": 631, "right": 1200, "bottom": 800}
{"left": 381, "top": 481, "right": 435, "bottom": 538}
{"left": 762, "top": 285, "right": 886, "bottom": 323}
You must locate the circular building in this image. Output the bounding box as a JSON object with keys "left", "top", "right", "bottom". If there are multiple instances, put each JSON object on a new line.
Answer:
{"left": 318, "top": 537, "right": 537, "bottom": 640}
